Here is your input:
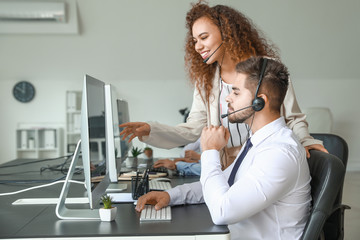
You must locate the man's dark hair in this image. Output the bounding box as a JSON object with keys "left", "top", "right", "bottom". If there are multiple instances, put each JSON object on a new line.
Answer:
{"left": 236, "top": 57, "right": 289, "bottom": 113}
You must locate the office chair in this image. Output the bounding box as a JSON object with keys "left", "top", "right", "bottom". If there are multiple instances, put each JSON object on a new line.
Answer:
{"left": 301, "top": 150, "right": 346, "bottom": 240}
{"left": 310, "top": 133, "right": 350, "bottom": 240}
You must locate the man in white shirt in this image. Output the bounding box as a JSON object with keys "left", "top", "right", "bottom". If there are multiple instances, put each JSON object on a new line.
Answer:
{"left": 136, "top": 57, "right": 311, "bottom": 240}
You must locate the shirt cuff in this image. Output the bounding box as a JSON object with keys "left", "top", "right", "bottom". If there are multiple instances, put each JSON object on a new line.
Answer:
{"left": 201, "top": 150, "right": 221, "bottom": 167}
{"left": 200, "top": 150, "right": 221, "bottom": 181}
{"left": 166, "top": 186, "right": 183, "bottom": 206}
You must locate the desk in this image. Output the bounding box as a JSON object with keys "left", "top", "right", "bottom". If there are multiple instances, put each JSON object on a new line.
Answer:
{"left": 0, "top": 158, "right": 230, "bottom": 239}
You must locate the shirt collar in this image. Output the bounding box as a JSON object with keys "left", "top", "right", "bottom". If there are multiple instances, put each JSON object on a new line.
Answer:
{"left": 250, "top": 117, "right": 286, "bottom": 147}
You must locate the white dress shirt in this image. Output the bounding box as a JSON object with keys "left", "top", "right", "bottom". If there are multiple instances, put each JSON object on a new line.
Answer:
{"left": 167, "top": 117, "right": 311, "bottom": 240}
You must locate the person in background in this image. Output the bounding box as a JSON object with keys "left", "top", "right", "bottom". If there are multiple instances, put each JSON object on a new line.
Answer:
{"left": 136, "top": 57, "right": 311, "bottom": 240}
{"left": 154, "top": 138, "right": 201, "bottom": 176}
{"left": 120, "top": 1, "right": 327, "bottom": 170}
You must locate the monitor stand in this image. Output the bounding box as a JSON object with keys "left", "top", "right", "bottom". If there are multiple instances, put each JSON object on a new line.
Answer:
{"left": 106, "top": 183, "right": 127, "bottom": 192}
{"left": 56, "top": 140, "right": 103, "bottom": 220}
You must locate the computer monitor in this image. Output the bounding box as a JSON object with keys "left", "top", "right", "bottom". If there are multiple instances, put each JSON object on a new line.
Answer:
{"left": 104, "top": 86, "right": 129, "bottom": 192}
{"left": 117, "top": 99, "right": 132, "bottom": 159}
{"left": 104, "top": 84, "right": 121, "bottom": 183}
{"left": 56, "top": 75, "right": 111, "bottom": 220}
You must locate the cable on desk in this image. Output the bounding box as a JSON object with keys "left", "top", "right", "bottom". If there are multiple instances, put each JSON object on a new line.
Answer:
{"left": 0, "top": 168, "right": 83, "bottom": 185}
{"left": 0, "top": 179, "right": 85, "bottom": 196}
{"left": 0, "top": 157, "right": 82, "bottom": 181}
{"left": 0, "top": 156, "right": 76, "bottom": 178}
{"left": 0, "top": 154, "right": 73, "bottom": 169}
{"left": 0, "top": 171, "right": 41, "bottom": 176}
{"left": 40, "top": 155, "right": 77, "bottom": 175}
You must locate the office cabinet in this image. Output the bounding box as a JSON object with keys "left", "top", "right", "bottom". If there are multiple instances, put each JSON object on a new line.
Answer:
{"left": 16, "top": 126, "right": 63, "bottom": 159}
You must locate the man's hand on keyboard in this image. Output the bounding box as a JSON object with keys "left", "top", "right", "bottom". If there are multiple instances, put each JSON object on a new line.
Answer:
{"left": 135, "top": 191, "right": 170, "bottom": 212}
{"left": 153, "top": 159, "right": 176, "bottom": 170}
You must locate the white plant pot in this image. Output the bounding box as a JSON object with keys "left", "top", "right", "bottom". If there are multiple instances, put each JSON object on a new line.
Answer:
{"left": 99, "top": 207, "right": 117, "bottom": 222}
{"left": 126, "top": 157, "right": 138, "bottom": 168}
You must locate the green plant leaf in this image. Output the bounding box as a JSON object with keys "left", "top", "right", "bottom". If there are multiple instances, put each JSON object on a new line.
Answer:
{"left": 101, "top": 194, "right": 113, "bottom": 209}
{"left": 131, "top": 147, "right": 143, "bottom": 157}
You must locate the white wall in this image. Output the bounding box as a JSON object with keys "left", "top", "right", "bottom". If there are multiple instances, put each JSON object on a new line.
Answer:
{"left": 0, "top": 0, "right": 359, "bottom": 170}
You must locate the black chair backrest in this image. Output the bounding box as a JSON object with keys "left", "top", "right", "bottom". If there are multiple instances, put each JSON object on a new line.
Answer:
{"left": 310, "top": 133, "right": 348, "bottom": 167}
{"left": 301, "top": 150, "right": 345, "bottom": 240}
{"left": 310, "top": 133, "right": 349, "bottom": 240}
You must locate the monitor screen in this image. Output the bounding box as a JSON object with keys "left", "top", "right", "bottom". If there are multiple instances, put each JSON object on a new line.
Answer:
{"left": 81, "top": 75, "right": 109, "bottom": 210}
{"left": 105, "top": 84, "right": 121, "bottom": 183}
{"left": 56, "top": 75, "right": 111, "bottom": 220}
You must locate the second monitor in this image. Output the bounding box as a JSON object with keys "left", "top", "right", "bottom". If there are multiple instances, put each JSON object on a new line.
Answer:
{"left": 104, "top": 85, "right": 130, "bottom": 191}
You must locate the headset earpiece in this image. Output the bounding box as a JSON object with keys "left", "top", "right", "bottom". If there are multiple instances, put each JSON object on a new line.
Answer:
{"left": 252, "top": 97, "right": 265, "bottom": 112}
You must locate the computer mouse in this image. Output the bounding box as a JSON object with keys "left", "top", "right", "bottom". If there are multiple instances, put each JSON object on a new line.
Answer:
{"left": 152, "top": 177, "right": 171, "bottom": 182}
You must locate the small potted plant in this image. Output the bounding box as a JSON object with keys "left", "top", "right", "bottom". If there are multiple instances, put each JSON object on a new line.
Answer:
{"left": 126, "top": 147, "right": 143, "bottom": 168}
{"left": 144, "top": 146, "right": 153, "bottom": 160}
{"left": 99, "top": 194, "right": 117, "bottom": 221}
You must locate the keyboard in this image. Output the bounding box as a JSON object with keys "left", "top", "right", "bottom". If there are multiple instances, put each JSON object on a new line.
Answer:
{"left": 140, "top": 205, "right": 171, "bottom": 221}
{"left": 149, "top": 180, "right": 172, "bottom": 191}
{"left": 148, "top": 165, "right": 168, "bottom": 174}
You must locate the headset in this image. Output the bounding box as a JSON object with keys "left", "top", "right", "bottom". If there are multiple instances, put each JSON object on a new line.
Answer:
{"left": 220, "top": 58, "right": 269, "bottom": 119}
{"left": 252, "top": 58, "right": 268, "bottom": 112}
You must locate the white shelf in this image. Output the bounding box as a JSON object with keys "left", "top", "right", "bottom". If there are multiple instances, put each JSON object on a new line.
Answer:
{"left": 65, "top": 91, "right": 82, "bottom": 155}
{"left": 16, "top": 126, "right": 63, "bottom": 159}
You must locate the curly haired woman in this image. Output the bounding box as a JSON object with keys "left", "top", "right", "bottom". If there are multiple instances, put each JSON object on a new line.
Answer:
{"left": 120, "top": 1, "right": 327, "bottom": 168}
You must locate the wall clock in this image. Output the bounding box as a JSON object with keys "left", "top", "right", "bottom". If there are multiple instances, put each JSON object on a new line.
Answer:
{"left": 13, "top": 81, "right": 36, "bottom": 103}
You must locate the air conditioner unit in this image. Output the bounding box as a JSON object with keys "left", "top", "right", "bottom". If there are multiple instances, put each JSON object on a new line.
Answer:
{"left": 0, "top": 1, "right": 78, "bottom": 34}
{"left": 0, "top": 1, "right": 66, "bottom": 22}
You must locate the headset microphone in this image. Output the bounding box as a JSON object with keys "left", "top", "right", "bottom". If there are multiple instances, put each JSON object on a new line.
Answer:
{"left": 203, "top": 42, "right": 223, "bottom": 63}
{"left": 221, "top": 105, "right": 254, "bottom": 119}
